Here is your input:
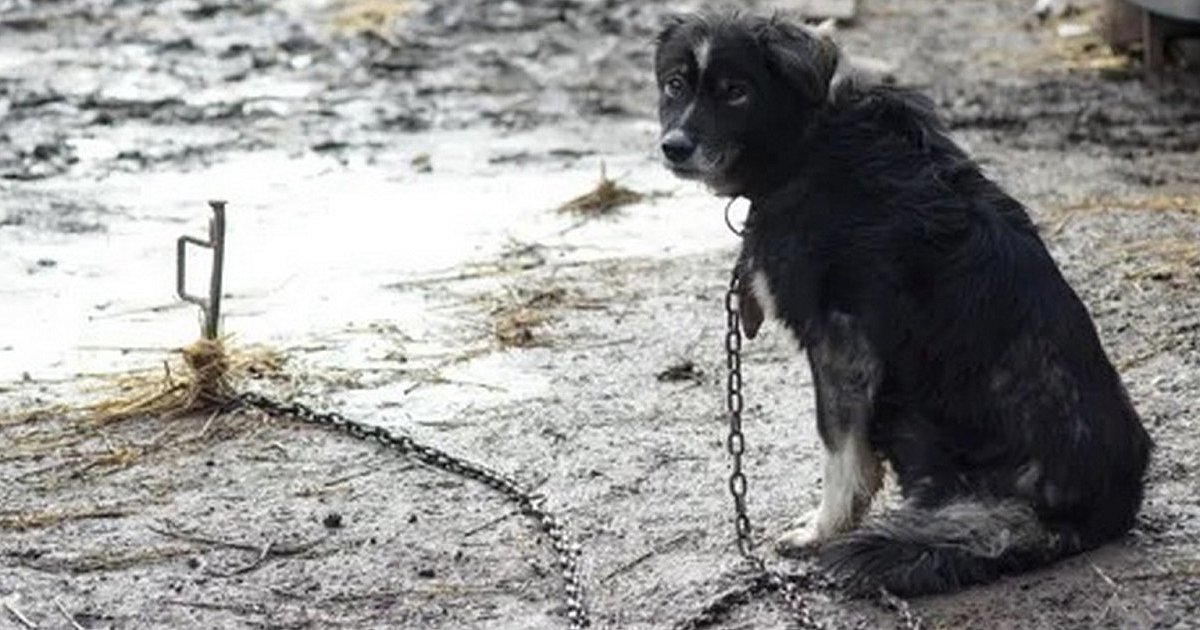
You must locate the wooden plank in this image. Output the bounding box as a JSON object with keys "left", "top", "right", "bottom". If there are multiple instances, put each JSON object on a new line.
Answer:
{"left": 1102, "top": 0, "right": 1145, "bottom": 50}
{"left": 1126, "top": 0, "right": 1200, "bottom": 21}
{"left": 1144, "top": 9, "right": 1167, "bottom": 75}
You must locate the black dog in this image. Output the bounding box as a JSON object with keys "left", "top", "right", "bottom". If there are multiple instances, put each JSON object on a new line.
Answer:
{"left": 655, "top": 13, "right": 1152, "bottom": 596}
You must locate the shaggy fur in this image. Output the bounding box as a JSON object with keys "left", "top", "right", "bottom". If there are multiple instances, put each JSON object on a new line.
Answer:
{"left": 655, "top": 13, "right": 1152, "bottom": 596}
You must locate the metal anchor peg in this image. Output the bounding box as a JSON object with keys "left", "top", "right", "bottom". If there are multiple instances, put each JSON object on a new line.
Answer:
{"left": 176, "top": 200, "right": 227, "bottom": 340}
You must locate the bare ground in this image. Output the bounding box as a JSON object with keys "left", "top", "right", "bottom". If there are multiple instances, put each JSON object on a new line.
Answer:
{"left": 2, "top": 0, "right": 1199, "bottom": 629}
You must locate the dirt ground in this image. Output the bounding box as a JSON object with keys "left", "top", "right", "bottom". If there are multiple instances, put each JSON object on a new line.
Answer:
{"left": 2, "top": 0, "right": 1199, "bottom": 628}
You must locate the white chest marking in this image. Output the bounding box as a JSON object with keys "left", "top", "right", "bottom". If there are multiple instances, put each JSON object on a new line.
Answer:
{"left": 751, "top": 270, "right": 779, "bottom": 321}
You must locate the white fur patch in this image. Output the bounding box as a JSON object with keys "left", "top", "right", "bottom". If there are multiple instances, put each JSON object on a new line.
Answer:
{"left": 750, "top": 270, "right": 778, "bottom": 321}
{"left": 694, "top": 38, "right": 711, "bottom": 75}
{"left": 816, "top": 437, "right": 882, "bottom": 533}
{"left": 778, "top": 432, "right": 882, "bottom": 551}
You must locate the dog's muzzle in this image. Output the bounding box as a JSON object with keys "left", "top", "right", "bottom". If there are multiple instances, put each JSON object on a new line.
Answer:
{"left": 661, "top": 130, "right": 696, "bottom": 165}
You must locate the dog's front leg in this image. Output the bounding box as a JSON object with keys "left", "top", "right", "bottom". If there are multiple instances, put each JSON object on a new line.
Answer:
{"left": 778, "top": 316, "right": 883, "bottom": 554}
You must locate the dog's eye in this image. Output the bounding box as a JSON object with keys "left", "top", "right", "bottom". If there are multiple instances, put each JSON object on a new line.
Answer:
{"left": 722, "top": 81, "right": 749, "bottom": 105}
{"left": 663, "top": 76, "right": 687, "bottom": 99}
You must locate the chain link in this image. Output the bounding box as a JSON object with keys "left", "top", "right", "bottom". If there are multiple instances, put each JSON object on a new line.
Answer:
{"left": 231, "top": 391, "right": 590, "bottom": 629}
{"left": 720, "top": 272, "right": 825, "bottom": 630}
{"left": 716, "top": 272, "right": 924, "bottom": 630}
{"left": 879, "top": 587, "right": 924, "bottom": 630}
{"left": 724, "top": 275, "right": 756, "bottom": 567}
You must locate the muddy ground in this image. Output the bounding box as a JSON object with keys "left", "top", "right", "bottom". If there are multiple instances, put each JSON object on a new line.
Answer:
{"left": 1, "top": 0, "right": 1199, "bottom": 628}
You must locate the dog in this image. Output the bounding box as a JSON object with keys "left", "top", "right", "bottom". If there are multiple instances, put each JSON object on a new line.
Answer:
{"left": 655, "top": 13, "right": 1153, "bottom": 596}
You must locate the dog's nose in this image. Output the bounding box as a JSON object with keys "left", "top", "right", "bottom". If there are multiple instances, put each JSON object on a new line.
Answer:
{"left": 661, "top": 131, "right": 696, "bottom": 164}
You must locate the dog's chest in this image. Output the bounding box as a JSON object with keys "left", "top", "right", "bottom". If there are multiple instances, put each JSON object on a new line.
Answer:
{"left": 740, "top": 235, "right": 825, "bottom": 344}
{"left": 749, "top": 270, "right": 780, "bottom": 321}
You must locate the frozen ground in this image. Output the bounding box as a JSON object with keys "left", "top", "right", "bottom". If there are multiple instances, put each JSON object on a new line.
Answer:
{"left": 1, "top": 0, "right": 1198, "bottom": 628}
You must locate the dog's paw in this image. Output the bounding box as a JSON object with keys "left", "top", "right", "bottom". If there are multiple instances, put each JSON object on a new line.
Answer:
{"left": 776, "top": 507, "right": 853, "bottom": 557}
{"left": 775, "top": 523, "right": 823, "bottom": 557}
{"left": 775, "top": 511, "right": 839, "bottom": 557}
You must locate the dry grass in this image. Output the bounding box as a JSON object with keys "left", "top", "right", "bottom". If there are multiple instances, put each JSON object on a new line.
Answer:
{"left": 485, "top": 284, "right": 615, "bottom": 349}
{"left": 493, "top": 308, "right": 548, "bottom": 348}
{"left": 331, "top": 0, "right": 412, "bottom": 44}
{"left": 22, "top": 546, "right": 194, "bottom": 575}
{"left": 557, "top": 165, "right": 646, "bottom": 217}
{"left": 990, "top": 7, "right": 1133, "bottom": 74}
{"left": 1058, "top": 195, "right": 1200, "bottom": 215}
{"left": 490, "top": 288, "right": 566, "bottom": 348}
{"left": 1056, "top": 195, "right": 1200, "bottom": 291}
{"left": 68, "top": 338, "right": 281, "bottom": 425}
{"left": 1117, "top": 238, "right": 1200, "bottom": 284}
{"left": 0, "top": 504, "right": 134, "bottom": 532}
{"left": 1, "top": 338, "right": 284, "bottom": 484}
{"left": 1048, "top": 27, "right": 1132, "bottom": 73}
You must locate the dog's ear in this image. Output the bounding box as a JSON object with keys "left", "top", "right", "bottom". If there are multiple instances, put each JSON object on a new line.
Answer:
{"left": 758, "top": 18, "right": 840, "bottom": 105}
{"left": 656, "top": 13, "right": 690, "bottom": 48}
{"left": 737, "top": 282, "right": 764, "bottom": 339}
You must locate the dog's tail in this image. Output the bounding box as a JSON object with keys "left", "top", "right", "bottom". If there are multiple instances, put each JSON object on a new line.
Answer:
{"left": 818, "top": 499, "right": 1076, "bottom": 596}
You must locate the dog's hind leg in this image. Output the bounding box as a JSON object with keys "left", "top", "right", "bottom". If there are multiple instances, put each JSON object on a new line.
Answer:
{"left": 778, "top": 313, "right": 883, "bottom": 555}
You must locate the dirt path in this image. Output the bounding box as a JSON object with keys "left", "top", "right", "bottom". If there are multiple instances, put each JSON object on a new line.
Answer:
{"left": 2, "top": 1, "right": 1198, "bottom": 628}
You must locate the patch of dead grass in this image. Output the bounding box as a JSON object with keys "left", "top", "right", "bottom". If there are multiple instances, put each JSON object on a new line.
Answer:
{"left": 0, "top": 504, "right": 135, "bottom": 532}
{"left": 485, "top": 285, "right": 611, "bottom": 349}
{"left": 557, "top": 165, "right": 646, "bottom": 217}
{"left": 22, "top": 546, "right": 193, "bottom": 574}
{"left": 1048, "top": 28, "right": 1132, "bottom": 73}
{"left": 490, "top": 288, "right": 566, "bottom": 348}
{"left": 0, "top": 338, "right": 285, "bottom": 485}
{"left": 331, "top": 0, "right": 412, "bottom": 44}
{"left": 72, "top": 338, "right": 282, "bottom": 425}
{"left": 1117, "top": 238, "right": 1200, "bottom": 285}
{"left": 1058, "top": 195, "right": 1200, "bottom": 215}
{"left": 990, "top": 7, "right": 1134, "bottom": 74}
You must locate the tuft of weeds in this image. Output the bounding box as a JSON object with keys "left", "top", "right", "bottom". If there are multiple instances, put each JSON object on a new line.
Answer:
{"left": 1, "top": 338, "right": 285, "bottom": 485}
{"left": 331, "top": 0, "right": 412, "bottom": 45}
{"left": 557, "top": 164, "right": 646, "bottom": 217}
{"left": 490, "top": 288, "right": 566, "bottom": 348}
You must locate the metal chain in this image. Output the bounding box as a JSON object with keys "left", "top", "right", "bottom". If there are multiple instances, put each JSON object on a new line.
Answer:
{"left": 721, "top": 272, "right": 825, "bottom": 630}
{"left": 718, "top": 272, "right": 924, "bottom": 630}
{"left": 175, "top": 201, "right": 920, "bottom": 630}
{"left": 218, "top": 275, "right": 922, "bottom": 630}
{"left": 879, "top": 588, "right": 924, "bottom": 630}
{"left": 724, "top": 274, "right": 756, "bottom": 567}
{"left": 672, "top": 571, "right": 773, "bottom": 630}
{"left": 231, "top": 391, "right": 590, "bottom": 629}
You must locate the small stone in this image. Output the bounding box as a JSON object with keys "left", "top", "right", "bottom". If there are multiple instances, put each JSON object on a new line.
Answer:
{"left": 416, "top": 567, "right": 436, "bottom": 578}
{"left": 410, "top": 153, "right": 432, "bottom": 173}
{"left": 322, "top": 512, "right": 344, "bottom": 529}
{"left": 656, "top": 360, "right": 703, "bottom": 383}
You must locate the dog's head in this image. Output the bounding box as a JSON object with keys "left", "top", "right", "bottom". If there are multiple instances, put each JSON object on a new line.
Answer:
{"left": 654, "top": 14, "right": 839, "bottom": 196}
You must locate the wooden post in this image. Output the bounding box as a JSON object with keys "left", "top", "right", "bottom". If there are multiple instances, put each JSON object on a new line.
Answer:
{"left": 1143, "top": 9, "right": 1167, "bottom": 76}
